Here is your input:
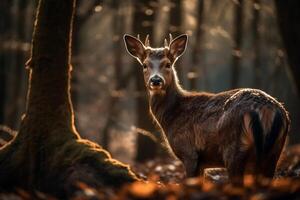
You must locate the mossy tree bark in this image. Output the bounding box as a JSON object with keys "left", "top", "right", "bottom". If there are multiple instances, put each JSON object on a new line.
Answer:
{"left": 0, "top": 0, "right": 137, "bottom": 197}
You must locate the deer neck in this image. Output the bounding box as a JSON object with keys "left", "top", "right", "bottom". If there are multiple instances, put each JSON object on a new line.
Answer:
{"left": 149, "top": 73, "right": 185, "bottom": 131}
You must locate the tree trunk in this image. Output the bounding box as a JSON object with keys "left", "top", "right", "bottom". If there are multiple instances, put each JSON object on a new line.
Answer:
{"left": 190, "top": 0, "right": 204, "bottom": 90}
{"left": 0, "top": 0, "right": 12, "bottom": 125}
{"left": 0, "top": 1, "right": 8, "bottom": 125}
{"left": 274, "top": 0, "right": 300, "bottom": 96}
{"left": 252, "top": 0, "right": 261, "bottom": 88}
{"left": 71, "top": 0, "right": 99, "bottom": 122}
{"left": 101, "top": 0, "right": 124, "bottom": 149}
{"left": 0, "top": 0, "right": 136, "bottom": 197}
{"left": 132, "top": 0, "right": 158, "bottom": 162}
{"left": 0, "top": 60, "right": 5, "bottom": 124}
{"left": 169, "top": 0, "right": 183, "bottom": 80}
{"left": 231, "top": 0, "right": 244, "bottom": 89}
{"left": 6, "top": 0, "right": 28, "bottom": 128}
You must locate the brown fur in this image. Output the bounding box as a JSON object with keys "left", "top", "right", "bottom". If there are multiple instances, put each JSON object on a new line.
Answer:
{"left": 124, "top": 34, "right": 290, "bottom": 184}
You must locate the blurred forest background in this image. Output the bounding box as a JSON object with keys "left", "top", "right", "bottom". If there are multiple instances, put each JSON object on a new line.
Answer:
{"left": 0, "top": 0, "right": 299, "bottom": 164}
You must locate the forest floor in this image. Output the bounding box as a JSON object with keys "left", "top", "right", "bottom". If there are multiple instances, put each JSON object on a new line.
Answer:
{"left": 1, "top": 145, "right": 300, "bottom": 200}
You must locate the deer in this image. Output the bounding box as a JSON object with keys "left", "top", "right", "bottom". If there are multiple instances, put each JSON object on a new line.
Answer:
{"left": 123, "top": 33, "right": 290, "bottom": 184}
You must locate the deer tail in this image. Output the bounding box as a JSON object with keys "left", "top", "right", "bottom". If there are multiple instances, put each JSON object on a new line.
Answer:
{"left": 262, "top": 110, "right": 284, "bottom": 156}
{"left": 249, "top": 110, "right": 286, "bottom": 166}
{"left": 249, "top": 111, "right": 264, "bottom": 164}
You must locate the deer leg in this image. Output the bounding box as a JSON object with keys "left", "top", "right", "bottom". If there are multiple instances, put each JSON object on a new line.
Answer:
{"left": 259, "top": 156, "right": 277, "bottom": 178}
{"left": 197, "top": 165, "right": 205, "bottom": 177}
{"left": 224, "top": 148, "right": 248, "bottom": 185}
{"left": 258, "top": 148, "right": 283, "bottom": 179}
{"left": 181, "top": 151, "right": 199, "bottom": 178}
{"left": 259, "top": 132, "right": 287, "bottom": 179}
{"left": 183, "top": 157, "right": 198, "bottom": 177}
{"left": 253, "top": 155, "right": 277, "bottom": 186}
{"left": 173, "top": 135, "right": 199, "bottom": 177}
{"left": 255, "top": 138, "right": 285, "bottom": 182}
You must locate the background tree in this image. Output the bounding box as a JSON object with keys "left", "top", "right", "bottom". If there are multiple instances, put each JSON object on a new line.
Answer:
{"left": 0, "top": 1, "right": 8, "bottom": 125}
{"left": 132, "top": 0, "right": 158, "bottom": 162}
{"left": 190, "top": 0, "right": 204, "bottom": 90}
{"left": 169, "top": 0, "right": 183, "bottom": 80}
{"left": 5, "top": 0, "right": 29, "bottom": 127}
{"left": 0, "top": 0, "right": 136, "bottom": 197}
{"left": 275, "top": 0, "right": 300, "bottom": 96}
{"left": 101, "top": 0, "right": 135, "bottom": 149}
{"left": 231, "top": 0, "right": 244, "bottom": 88}
{"left": 72, "top": 0, "right": 102, "bottom": 113}
{"left": 252, "top": 0, "right": 261, "bottom": 88}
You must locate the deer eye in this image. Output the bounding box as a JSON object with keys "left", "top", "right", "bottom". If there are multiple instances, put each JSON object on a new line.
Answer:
{"left": 165, "top": 63, "right": 171, "bottom": 68}
{"left": 142, "top": 63, "right": 147, "bottom": 69}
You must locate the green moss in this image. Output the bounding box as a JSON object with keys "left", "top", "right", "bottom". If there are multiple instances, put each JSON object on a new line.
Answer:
{"left": 49, "top": 137, "right": 138, "bottom": 186}
{"left": 0, "top": 131, "right": 138, "bottom": 196}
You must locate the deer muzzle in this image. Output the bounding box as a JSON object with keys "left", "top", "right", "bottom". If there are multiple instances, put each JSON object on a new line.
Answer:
{"left": 149, "top": 75, "right": 164, "bottom": 90}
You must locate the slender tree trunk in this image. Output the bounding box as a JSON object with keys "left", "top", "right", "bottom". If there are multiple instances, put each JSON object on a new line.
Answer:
{"left": 169, "top": 0, "right": 183, "bottom": 80}
{"left": 0, "top": 0, "right": 12, "bottom": 125}
{"left": 6, "top": 0, "right": 28, "bottom": 128}
{"left": 190, "top": 0, "right": 204, "bottom": 90}
{"left": 0, "top": 1, "right": 8, "bottom": 124}
{"left": 252, "top": 0, "right": 261, "bottom": 88}
{"left": 0, "top": 0, "right": 136, "bottom": 196}
{"left": 231, "top": 0, "right": 244, "bottom": 88}
{"left": 0, "top": 60, "right": 5, "bottom": 124}
{"left": 169, "top": 0, "right": 182, "bottom": 38}
{"left": 72, "top": 0, "right": 101, "bottom": 133}
{"left": 153, "top": 0, "right": 169, "bottom": 46}
{"left": 101, "top": 0, "right": 124, "bottom": 149}
{"left": 274, "top": 0, "right": 300, "bottom": 96}
{"left": 72, "top": 0, "right": 97, "bottom": 118}
{"left": 132, "top": 0, "right": 158, "bottom": 162}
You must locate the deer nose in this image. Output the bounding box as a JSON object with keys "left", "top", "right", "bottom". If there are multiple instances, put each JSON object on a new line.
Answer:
{"left": 150, "top": 76, "right": 163, "bottom": 87}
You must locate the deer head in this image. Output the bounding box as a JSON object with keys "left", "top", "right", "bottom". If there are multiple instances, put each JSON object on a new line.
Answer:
{"left": 124, "top": 34, "right": 188, "bottom": 95}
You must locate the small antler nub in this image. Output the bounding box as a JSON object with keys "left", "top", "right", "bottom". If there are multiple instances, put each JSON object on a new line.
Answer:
{"left": 137, "top": 34, "right": 140, "bottom": 41}
{"left": 145, "top": 34, "right": 150, "bottom": 46}
{"left": 164, "top": 38, "right": 168, "bottom": 47}
{"left": 169, "top": 33, "right": 173, "bottom": 44}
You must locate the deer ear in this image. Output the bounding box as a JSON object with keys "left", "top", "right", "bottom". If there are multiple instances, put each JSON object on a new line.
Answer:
{"left": 169, "top": 34, "right": 188, "bottom": 60}
{"left": 124, "top": 34, "right": 145, "bottom": 64}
